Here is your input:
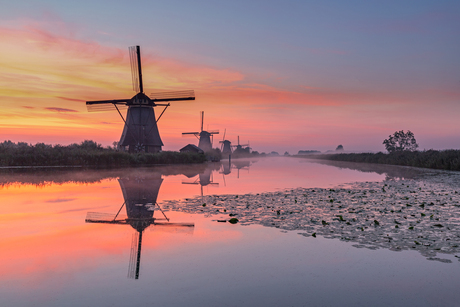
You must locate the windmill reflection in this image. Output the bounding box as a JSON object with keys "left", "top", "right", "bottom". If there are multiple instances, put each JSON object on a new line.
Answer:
{"left": 85, "top": 173, "right": 194, "bottom": 280}
{"left": 230, "top": 160, "right": 251, "bottom": 178}
{"left": 182, "top": 163, "right": 220, "bottom": 198}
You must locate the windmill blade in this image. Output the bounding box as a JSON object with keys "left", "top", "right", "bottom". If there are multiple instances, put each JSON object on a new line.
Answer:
{"left": 182, "top": 181, "right": 200, "bottom": 185}
{"left": 182, "top": 132, "right": 200, "bottom": 135}
{"left": 129, "top": 46, "right": 143, "bottom": 93}
{"left": 86, "top": 99, "right": 130, "bottom": 105}
{"left": 128, "top": 231, "right": 142, "bottom": 279}
{"left": 208, "top": 130, "right": 219, "bottom": 134}
{"left": 86, "top": 99, "right": 129, "bottom": 112}
{"left": 201, "top": 111, "right": 204, "bottom": 132}
{"left": 152, "top": 222, "right": 195, "bottom": 227}
{"left": 222, "top": 128, "right": 226, "bottom": 141}
{"left": 85, "top": 211, "right": 127, "bottom": 221}
{"left": 150, "top": 224, "right": 194, "bottom": 234}
{"left": 86, "top": 103, "right": 128, "bottom": 113}
{"left": 150, "top": 90, "right": 195, "bottom": 102}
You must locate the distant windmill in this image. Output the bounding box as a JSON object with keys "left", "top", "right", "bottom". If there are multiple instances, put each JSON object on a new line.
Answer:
{"left": 86, "top": 46, "right": 195, "bottom": 153}
{"left": 219, "top": 129, "right": 232, "bottom": 158}
{"left": 233, "top": 136, "right": 250, "bottom": 151}
{"left": 182, "top": 111, "right": 219, "bottom": 152}
{"left": 85, "top": 175, "right": 193, "bottom": 279}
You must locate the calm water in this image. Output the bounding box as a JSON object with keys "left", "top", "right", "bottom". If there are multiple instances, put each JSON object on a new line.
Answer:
{"left": 1, "top": 157, "right": 460, "bottom": 306}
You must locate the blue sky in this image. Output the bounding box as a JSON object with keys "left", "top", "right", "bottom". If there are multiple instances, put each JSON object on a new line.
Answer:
{"left": 0, "top": 0, "right": 459, "bottom": 152}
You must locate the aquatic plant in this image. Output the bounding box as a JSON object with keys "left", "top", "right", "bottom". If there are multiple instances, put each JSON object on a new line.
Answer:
{"left": 162, "top": 177, "right": 460, "bottom": 263}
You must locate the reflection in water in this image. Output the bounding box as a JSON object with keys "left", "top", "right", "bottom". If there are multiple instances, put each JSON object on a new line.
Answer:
{"left": 2, "top": 158, "right": 460, "bottom": 306}
{"left": 181, "top": 159, "right": 255, "bottom": 197}
{"left": 85, "top": 173, "right": 194, "bottom": 279}
{"left": 182, "top": 163, "right": 220, "bottom": 198}
{"left": 0, "top": 164, "right": 209, "bottom": 187}
{"left": 302, "top": 158, "right": 439, "bottom": 181}
{"left": 231, "top": 159, "right": 251, "bottom": 179}
{"left": 0, "top": 159, "right": 255, "bottom": 188}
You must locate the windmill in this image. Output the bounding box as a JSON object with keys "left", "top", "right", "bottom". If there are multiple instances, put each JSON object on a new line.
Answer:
{"left": 232, "top": 136, "right": 251, "bottom": 157}
{"left": 182, "top": 111, "right": 219, "bottom": 152}
{"left": 219, "top": 129, "right": 232, "bottom": 158}
{"left": 85, "top": 175, "right": 194, "bottom": 279}
{"left": 86, "top": 46, "right": 195, "bottom": 153}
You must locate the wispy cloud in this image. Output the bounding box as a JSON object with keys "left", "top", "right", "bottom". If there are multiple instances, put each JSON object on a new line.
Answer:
{"left": 56, "top": 96, "right": 85, "bottom": 102}
{"left": 45, "top": 107, "right": 78, "bottom": 113}
{"left": 45, "top": 197, "right": 77, "bottom": 203}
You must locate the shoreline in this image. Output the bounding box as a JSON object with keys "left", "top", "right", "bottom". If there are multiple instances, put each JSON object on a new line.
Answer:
{"left": 295, "top": 149, "right": 460, "bottom": 172}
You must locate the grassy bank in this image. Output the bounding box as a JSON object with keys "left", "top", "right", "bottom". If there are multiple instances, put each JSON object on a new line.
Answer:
{"left": 0, "top": 140, "right": 207, "bottom": 167}
{"left": 306, "top": 150, "right": 460, "bottom": 171}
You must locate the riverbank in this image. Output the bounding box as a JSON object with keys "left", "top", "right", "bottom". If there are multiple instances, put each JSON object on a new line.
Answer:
{"left": 0, "top": 140, "right": 206, "bottom": 167}
{"left": 301, "top": 150, "right": 460, "bottom": 171}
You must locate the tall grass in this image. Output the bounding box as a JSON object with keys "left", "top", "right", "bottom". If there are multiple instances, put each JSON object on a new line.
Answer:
{"left": 0, "top": 140, "right": 206, "bottom": 167}
{"left": 309, "top": 150, "right": 460, "bottom": 171}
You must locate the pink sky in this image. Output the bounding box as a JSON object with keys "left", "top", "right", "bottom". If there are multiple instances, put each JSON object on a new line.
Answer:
{"left": 0, "top": 5, "right": 459, "bottom": 153}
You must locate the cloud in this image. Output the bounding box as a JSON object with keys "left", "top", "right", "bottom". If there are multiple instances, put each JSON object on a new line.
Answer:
{"left": 45, "top": 197, "right": 77, "bottom": 203}
{"left": 44, "top": 107, "right": 78, "bottom": 113}
{"left": 56, "top": 96, "right": 85, "bottom": 102}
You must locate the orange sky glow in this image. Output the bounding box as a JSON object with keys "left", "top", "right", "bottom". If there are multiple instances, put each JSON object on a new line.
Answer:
{"left": 1, "top": 11, "right": 459, "bottom": 153}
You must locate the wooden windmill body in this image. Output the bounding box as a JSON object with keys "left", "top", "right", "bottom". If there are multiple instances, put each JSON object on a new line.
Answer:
{"left": 219, "top": 129, "right": 232, "bottom": 158}
{"left": 86, "top": 46, "right": 195, "bottom": 153}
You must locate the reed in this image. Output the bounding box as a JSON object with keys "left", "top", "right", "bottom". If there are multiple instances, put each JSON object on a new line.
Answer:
{"left": 0, "top": 140, "right": 206, "bottom": 167}
{"left": 308, "top": 150, "right": 460, "bottom": 171}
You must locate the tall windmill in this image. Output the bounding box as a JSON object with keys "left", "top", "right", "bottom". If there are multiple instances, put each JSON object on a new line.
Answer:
{"left": 86, "top": 46, "right": 195, "bottom": 153}
{"left": 219, "top": 129, "right": 232, "bottom": 158}
{"left": 182, "top": 111, "right": 219, "bottom": 152}
{"left": 85, "top": 175, "right": 194, "bottom": 279}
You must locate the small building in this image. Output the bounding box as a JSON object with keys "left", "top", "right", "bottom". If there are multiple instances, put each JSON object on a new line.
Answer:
{"left": 180, "top": 144, "right": 204, "bottom": 154}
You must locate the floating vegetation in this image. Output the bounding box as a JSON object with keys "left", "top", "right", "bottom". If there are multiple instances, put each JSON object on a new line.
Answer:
{"left": 229, "top": 218, "right": 239, "bottom": 224}
{"left": 163, "top": 177, "right": 460, "bottom": 263}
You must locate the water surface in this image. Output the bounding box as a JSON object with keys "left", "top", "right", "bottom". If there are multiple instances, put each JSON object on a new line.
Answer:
{"left": 1, "top": 157, "right": 460, "bottom": 306}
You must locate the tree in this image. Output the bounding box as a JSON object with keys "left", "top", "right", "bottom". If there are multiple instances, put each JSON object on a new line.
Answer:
{"left": 336, "top": 145, "right": 344, "bottom": 151}
{"left": 383, "top": 130, "right": 418, "bottom": 153}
